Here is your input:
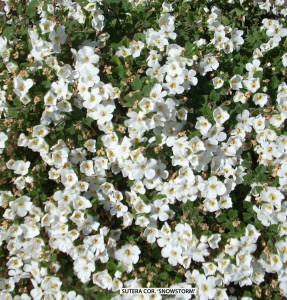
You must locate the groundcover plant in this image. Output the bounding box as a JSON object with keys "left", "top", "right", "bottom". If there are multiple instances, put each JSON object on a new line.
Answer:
{"left": 1, "top": 0, "right": 287, "bottom": 299}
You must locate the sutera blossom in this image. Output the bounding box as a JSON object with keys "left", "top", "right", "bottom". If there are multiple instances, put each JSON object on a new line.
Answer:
{"left": 115, "top": 244, "right": 141, "bottom": 264}
{"left": 202, "top": 176, "right": 227, "bottom": 199}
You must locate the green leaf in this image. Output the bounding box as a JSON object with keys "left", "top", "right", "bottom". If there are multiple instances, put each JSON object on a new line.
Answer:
{"left": 42, "top": 80, "right": 51, "bottom": 89}
{"left": 243, "top": 212, "right": 253, "bottom": 222}
{"left": 13, "top": 98, "right": 22, "bottom": 107}
{"left": 67, "top": 127, "right": 76, "bottom": 135}
{"left": 255, "top": 185, "right": 263, "bottom": 194}
{"left": 243, "top": 174, "right": 253, "bottom": 185}
{"left": 242, "top": 160, "right": 251, "bottom": 168}
{"left": 271, "top": 75, "right": 280, "bottom": 89}
{"left": 26, "top": 0, "right": 38, "bottom": 18}
{"left": 3, "top": 26, "right": 14, "bottom": 39}
{"left": 253, "top": 71, "right": 263, "bottom": 79}
{"left": 243, "top": 291, "right": 252, "bottom": 297}
{"left": 219, "top": 88, "right": 227, "bottom": 96}
{"left": 210, "top": 90, "right": 219, "bottom": 101}
{"left": 71, "top": 109, "right": 85, "bottom": 120}
{"left": 234, "top": 8, "right": 244, "bottom": 16}
{"left": 257, "top": 173, "right": 266, "bottom": 182}
{"left": 82, "top": 117, "right": 93, "bottom": 127}
{"left": 131, "top": 76, "right": 143, "bottom": 91}
{"left": 142, "top": 85, "right": 152, "bottom": 97}
{"left": 123, "top": 95, "right": 135, "bottom": 107}
{"left": 111, "top": 55, "right": 121, "bottom": 66}
{"left": 107, "top": 260, "right": 117, "bottom": 272}
{"left": 115, "top": 65, "right": 125, "bottom": 78}
{"left": 216, "top": 214, "right": 227, "bottom": 223}
{"left": 228, "top": 210, "right": 238, "bottom": 219}
{"left": 164, "top": 264, "right": 173, "bottom": 271}
{"left": 255, "top": 164, "right": 266, "bottom": 174}
{"left": 121, "top": 36, "right": 130, "bottom": 48}
{"left": 221, "top": 16, "right": 230, "bottom": 26}
{"left": 77, "top": 134, "right": 83, "bottom": 142}
{"left": 133, "top": 91, "right": 142, "bottom": 100}
{"left": 134, "top": 32, "right": 145, "bottom": 41}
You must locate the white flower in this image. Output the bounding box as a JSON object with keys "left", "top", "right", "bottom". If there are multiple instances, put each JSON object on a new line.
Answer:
{"left": 246, "top": 59, "right": 263, "bottom": 75}
{"left": 196, "top": 274, "right": 216, "bottom": 300}
{"left": 32, "top": 125, "right": 49, "bottom": 138}
{"left": 44, "top": 91, "right": 57, "bottom": 106}
{"left": 195, "top": 116, "right": 212, "bottom": 135}
{"left": 261, "top": 187, "right": 284, "bottom": 208}
{"left": 80, "top": 160, "right": 95, "bottom": 176}
{"left": 76, "top": 46, "right": 99, "bottom": 66}
{"left": 40, "top": 18, "right": 55, "bottom": 34}
{"left": 61, "top": 170, "right": 78, "bottom": 187}
{"left": 73, "top": 255, "right": 95, "bottom": 283}
{"left": 51, "top": 149, "right": 69, "bottom": 167}
{"left": 0, "top": 132, "right": 8, "bottom": 148}
{"left": 49, "top": 25, "right": 67, "bottom": 52}
{"left": 253, "top": 93, "right": 268, "bottom": 107}
{"left": 202, "top": 176, "right": 227, "bottom": 199}
{"left": 129, "top": 40, "right": 145, "bottom": 58}
{"left": 7, "top": 257, "right": 23, "bottom": 270}
{"left": 88, "top": 104, "right": 114, "bottom": 124}
{"left": 229, "top": 74, "right": 243, "bottom": 90}
{"left": 213, "top": 107, "right": 230, "bottom": 125}
{"left": 161, "top": 245, "right": 183, "bottom": 266}
{"left": 200, "top": 54, "right": 219, "bottom": 74}
{"left": 115, "top": 46, "right": 131, "bottom": 58}
{"left": 203, "top": 262, "right": 217, "bottom": 276}
{"left": 10, "top": 196, "right": 32, "bottom": 217}
{"left": 233, "top": 91, "right": 247, "bottom": 103}
{"left": 150, "top": 199, "right": 169, "bottom": 221}
{"left": 164, "top": 75, "right": 184, "bottom": 95}
{"left": 115, "top": 244, "right": 141, "bottom": 264}
{"left": 84, "top": 139, "right": 97, "bottom": 153}
{"left": 204, "top": 198, "right": 220, "bottom": 212}
{"left": 243, "top": 77, "right": 260, "bottom": 93}
{"left": 92, "top": 270, "right": 113, "bottom": 290}
{"left": 143, "top": 226, "right": 159, "bottom": 243}
{"left": 212, "top": 77, "right": 224, "bottom": 89}
{"left": 14, "top": 76, "right": 33, "bottom": 100}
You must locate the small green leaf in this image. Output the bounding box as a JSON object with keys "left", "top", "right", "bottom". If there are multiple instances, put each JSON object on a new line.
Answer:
{"left": 3, "top": 26, "right": 14, "bottom": 39}
{"left": 134, "top": 32, "right": 145, "bottom": 41}
{"left": 67, "top": 127, "right": 76, "bottom": 135}
{"left": 77, "top": 134, "right": 83, "bottom": 141}
{"left": 142, "top": 85, "right": 152, "bottom": 97}
{"left": 210, "top": 90, "right": 219, "bottom": 101}
{"left": 228, "top": 210, "right": 238, "bottom": 219}
{"left": 234, "top": 8, "right": 244, "bottom": 16}
{"left": 123, "top": 95, "right": 134, "bottom": 107}
{"left": 131, "top": 76, "right": 143, "bottom": 90}
{"left": 160, "top": 272, "right": 169, "bottom": 280}
{"left": 243, "top": 174, "right": 253, "bottom": 185}
{"left": 221, "top": 16, "right": 230, "bottom": 26}
{"left": 255, "top": 164, "right": 266, "bottom": 174}
{"left": 257, "top": 173, "right": 266, "bottom": 182}
{"left": 115, "top": 65, "right": 125, "bottom": 78}
{"left": 82, "top": 117, "right": 93, "bottom": 127}
{"left": 242, "top": 160, "right": 251, "bottom": 168}
{"left": 271, "top": 75, "right": 280, "bottom": 89}
{"left": 26, "top": 0, "right": 38, "bottom": 18}
{"left": 111, "top": 55, "right": 121, "bottom": 66}
{"left": 164, "top": 264, "right": 173, "bottom": 271}
{"left": 243, "top": 212, "right": 253, "bottom": 222}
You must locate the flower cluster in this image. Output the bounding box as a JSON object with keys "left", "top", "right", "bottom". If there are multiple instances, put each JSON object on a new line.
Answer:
{"left": 0, "top": 0, "right": 287, "bottom": 299}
